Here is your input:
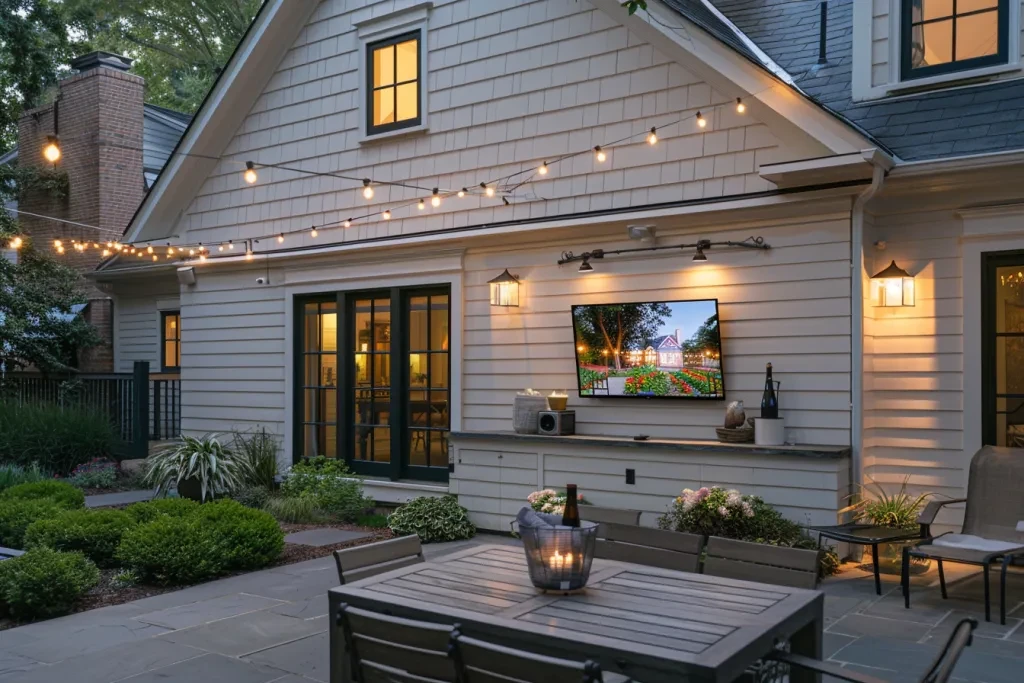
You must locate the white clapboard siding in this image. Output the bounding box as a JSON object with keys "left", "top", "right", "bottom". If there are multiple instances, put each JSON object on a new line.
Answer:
{"left": 462, "top": 213, "right": 853, "bottom": 446}
{"left": 113, "top": 280, "right": 180, "bottom": 373}
{"left": 863, "top": 209, "right": 965, "bottom": 532}
{"left": 175, "top": 0, "right": 789, "bottom": 251}
{"left": 449, "top": 439, "right": 850, "bottom": 531}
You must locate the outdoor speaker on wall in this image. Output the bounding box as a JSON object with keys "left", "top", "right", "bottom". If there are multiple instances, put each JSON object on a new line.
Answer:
{"left": 176, "top": 266, "right": 196, "bottom": 286}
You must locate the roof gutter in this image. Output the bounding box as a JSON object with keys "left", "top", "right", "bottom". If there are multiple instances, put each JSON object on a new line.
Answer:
{"left": 888, "top": 147, "right": 1024, "bottom": 176}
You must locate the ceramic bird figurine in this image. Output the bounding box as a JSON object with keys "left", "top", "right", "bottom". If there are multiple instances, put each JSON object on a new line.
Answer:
{"left": 724, "top": 400, "right": 746, "bottom": 429}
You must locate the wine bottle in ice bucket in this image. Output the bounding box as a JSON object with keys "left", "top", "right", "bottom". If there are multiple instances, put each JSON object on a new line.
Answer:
{"left": 761, "top": 363, "right": 778, "bottom": 419}
{"left": 561, "top": 485, "right": 581, "bottom": 527}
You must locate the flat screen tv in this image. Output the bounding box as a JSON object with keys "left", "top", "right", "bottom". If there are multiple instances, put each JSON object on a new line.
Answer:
{"left": 572, "top": 299, "right": 725, "bottom": 399}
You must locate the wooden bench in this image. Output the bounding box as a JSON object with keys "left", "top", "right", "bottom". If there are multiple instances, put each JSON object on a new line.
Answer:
{"left": 594, "top": 523, "right": 704, "bottom": 573}
{"left": 337, "top": 603, "right": 456, "bottom": 682}
{"left": 703, "top": 536, "right": 820, "bottom": 589}
{"left": 580, "top": 505, "right": 641, "bottom": 526}
{"left": 333, "top": 535, "right": 424, "bottom": 585}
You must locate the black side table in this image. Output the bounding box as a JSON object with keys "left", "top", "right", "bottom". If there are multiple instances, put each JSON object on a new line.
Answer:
{"left": 808, "top": 523, "right": 921, "bottom": 595}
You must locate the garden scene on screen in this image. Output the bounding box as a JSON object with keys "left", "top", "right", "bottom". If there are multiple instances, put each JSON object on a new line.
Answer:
{"left": 573, "top": 300, "right": 724, "bottom": 398}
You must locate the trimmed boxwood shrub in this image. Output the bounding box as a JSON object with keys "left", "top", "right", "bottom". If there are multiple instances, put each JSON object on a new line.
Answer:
{"left": 24, "top": 509, "right": 136, "bottom": 567}
{"left": 191, "top": 499, "right": 284, "bottom": 570}
{"left": 388, "top": 495, "right": 476, "bottom": 544}
{"left": 0, "top": 401, "right": 116, "bottom": 475}
{"left": 0, "top": 480, "right": 85, "bottom": 510}
{"left": 115, "top": 515, "right": 222, "bottom": 585}
{"left": 125, "top": 497, "right": 200, "bottom": 523}
{"left": 0, "top": 499, "right": 65, "bottom": 548}
{"left": 0, "top": 547, "right": 99, "bottom": 620}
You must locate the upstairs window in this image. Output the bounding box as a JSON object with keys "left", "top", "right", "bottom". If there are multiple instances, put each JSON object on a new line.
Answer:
{"left": 161, "top": 311, "right": 181, "bottom": 372}
{"left": 902, "top": 0, "right": 1009, "bottom": 79}
{"left": 367, "top": 31, "right": 420, "bottom": 135}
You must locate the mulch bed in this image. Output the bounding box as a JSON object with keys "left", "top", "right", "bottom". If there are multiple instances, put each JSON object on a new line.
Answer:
{"left": 0, "top": 519, "right": 393, "bottom": 631}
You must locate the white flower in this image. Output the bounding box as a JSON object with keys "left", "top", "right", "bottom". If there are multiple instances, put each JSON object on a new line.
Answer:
{"left": 742, "top": 502, "right": 754, "bottom": 518}
{"left": 718, "top": 505, "right": 729, "bottom": 517}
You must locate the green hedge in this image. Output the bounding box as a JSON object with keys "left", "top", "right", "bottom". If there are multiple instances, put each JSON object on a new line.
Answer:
{"left": 125, "top": 498, "right": 200, "bottom": 523}
{"left": 0, "top": 547, "right": 99, "bottom": 620}
{"left": 116, "top": 515, "right": 222, "bottom": 585}
{"left": 24, "top": 509, "right": 136, "bottom": 567}
{"left": 191, "top": 500, "right": 284, "bottom": 570}
{"left": 0, "top": 499, "right": 65, "bottom": 548}
{"left": 388, "top": 496, "right": 476, "bottom": 544}
{"left": 0, "top": 401, "right": 117, "bottom": 475}
{"left": 0, "top": 480, "right": 85, "bottom": 510}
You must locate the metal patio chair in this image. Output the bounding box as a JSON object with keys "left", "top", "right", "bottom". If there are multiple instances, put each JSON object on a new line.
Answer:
{"left": 902, "top": 446, "right": 1024, "bottom": 624}
{"left": 336, "top": 603, "right": 456, "bottom": 682}
{"left": 594, "top": 522, "right": 704, "bottom": 572}
{"left": 334, "top": 535, "right": 424, "bottom": 585}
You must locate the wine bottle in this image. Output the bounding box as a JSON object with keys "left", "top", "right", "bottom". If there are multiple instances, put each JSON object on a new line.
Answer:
{"left": 561, "top": 484, "right": 581, "bottom": 528}
{"left": 761, "top": 363, "right": 778, "bottom": 419}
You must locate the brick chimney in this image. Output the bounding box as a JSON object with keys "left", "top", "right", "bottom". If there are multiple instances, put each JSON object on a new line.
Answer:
{"left": 18, "top": 51, "right": 145, "bottom": 372}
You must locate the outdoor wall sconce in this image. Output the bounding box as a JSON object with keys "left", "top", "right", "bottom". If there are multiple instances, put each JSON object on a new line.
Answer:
{"left": 871, "top": 260, "right": 915, "bottom": 307}
{"left": 558, "top": 237, "right": 769, "bottom": 272}
{"left": 488, "top": 269, "right": 521, "bottom": 307}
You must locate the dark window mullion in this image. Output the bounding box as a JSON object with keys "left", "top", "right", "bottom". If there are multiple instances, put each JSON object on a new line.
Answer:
{"left": 390, "top": 288, "right": 404, "bottom": 480}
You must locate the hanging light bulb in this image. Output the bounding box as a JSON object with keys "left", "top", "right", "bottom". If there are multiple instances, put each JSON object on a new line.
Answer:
{"left": 343, "top": 219, "right": 352, "bottom": 228}
{"left": 43, "top": 136, "right": 61, "bottom": 163}
{"left": 10, "top": 236, "right": 23, "bottom": 249}
{"left": 152, "top": 254, "right": 158, "bottom": 262}
{"left": 594, "top": 146, "right": 606, "bottom": 162}
{"left": 362, "top": 179, "right": 374, "bottom": 199}
{"left": 418, "top": 198, "right": 426, "bottom": 211}
{"left": 481, "top": 182, "right": 495, "bottom": 197}
{"left": 106, "top": 241, "right": 113, "bottom": 248}
{"left": 243, "top": 161, "right": 258, "bottom": 184}
{"left": 538, "top": 161, "right": 549, "bottom": 175}
{"left": 696, "top": 111, "right": 707, "bottom": 128}
{"left": 167, "top": 246, "right": 175, "bottom": 255}
{"left": 199, "top": 253, "right": 207, "bottom": 262}
{"left": 56, "top": 245, "right": 64, "bottom": 254}
{"left": 53, "top": 239, "right": 62, "bottom": 249}
{"left": 736, "top": 97, "right": 746, "bottom": 114}
{"left": 218, "top": 245, "right": 224, "bottom": 252}
{"left": 102, "top": 249, "right": 110, "bottom": 257}
{"left": 310, "top": 227, "right": 318, "bottom": 238}
{"left": 188, "top": 249, "right": 196, "bottom": 256}
{"left": 431, "top": 188, "right": 441, "bottom": 207}
{"left": 114, "top": 242, "right": 122, "bottom": 251}
{"left": 458, "top": 188, "right": 466, "bottom": 198}
{"left": 382, "top": 209, "right": 392, "bottom": 220}
{"left": 146, "top": 245, "right": 154, "bottom": 254}
{"left": 648, "top": 127, "right": 658, "bottom": 145}
{"left": 198, "top": 243, "right": 206, "bottom": 252}
{"left": 245, "top": 242, "right": 254, "bottom": 260}
{"left": 277, "top": 233, "right": 284, "bottom": 243}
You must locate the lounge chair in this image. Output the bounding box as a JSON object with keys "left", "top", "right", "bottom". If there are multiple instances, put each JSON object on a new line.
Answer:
{"left": 903, "top": 446, "right": 1024, "bottom": 624}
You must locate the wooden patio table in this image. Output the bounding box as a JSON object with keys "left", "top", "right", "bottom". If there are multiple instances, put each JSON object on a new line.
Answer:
{"left": 327, "top": 543, "right": 824, "bottom": 683}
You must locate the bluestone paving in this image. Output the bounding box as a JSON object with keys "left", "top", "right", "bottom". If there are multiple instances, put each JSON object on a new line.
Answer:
{"left": 1, "top": 536, "right": 1022, "bottom": 682}
{"left": 283, "top": 528, "right": 371, "bottom": 547}
{"left": 83, "top": 490, "right": 154, "bottom": 508}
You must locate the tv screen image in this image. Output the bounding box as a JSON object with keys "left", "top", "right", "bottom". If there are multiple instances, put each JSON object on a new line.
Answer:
{"left": 572, "top": 299, "right": 725, "bottom": 399}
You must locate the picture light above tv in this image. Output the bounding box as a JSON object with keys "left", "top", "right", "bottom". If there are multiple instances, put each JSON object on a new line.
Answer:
{"left": 571, "top": 299, "right": 725, "bottom": 400}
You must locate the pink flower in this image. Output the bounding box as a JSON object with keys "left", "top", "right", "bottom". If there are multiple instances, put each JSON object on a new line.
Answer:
{"left": 577, "top": 494, "right": 584, "bottom": 500}
{"left": 718, "top": 506, "right": 729, "bottom": 517}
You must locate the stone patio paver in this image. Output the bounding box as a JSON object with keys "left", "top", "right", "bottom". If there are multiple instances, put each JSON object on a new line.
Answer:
{"left": 84, "top": 490, "right": 155, "bottom": 508}
{"left": 283, "top": 528, "right": 371, "bottom": 547}
{"left": 0, "top": 534, "right": 1020, "bottom": 683}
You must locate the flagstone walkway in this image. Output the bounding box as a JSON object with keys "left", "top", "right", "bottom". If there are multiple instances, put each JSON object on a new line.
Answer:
{"left": 1, "top": 536, "right": 1021, "bottom": 683}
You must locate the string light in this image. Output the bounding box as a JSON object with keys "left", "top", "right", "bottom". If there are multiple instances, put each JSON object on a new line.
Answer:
{"left": 102, "top": 249, "right": 110, "bottom": 257}
{"left": 417, "top": 198, "right": 426, "bottom": 210}
{"left": 382, "top": 210, "right": 392, "bottom": 220}
{"left": 431, "top": 188, "right": 441, "bottom": 207}
{"left": 200, "top": 253, "right": 207, "bottom": 262}
{"left": 53, "top": 239, "right": 62, "bottom": 249}
{"left": 458, "top": 188, "right": 466, "bottom": 198}
{"left": 245, "top": 242, "right": 253, "bottom": 260}
{"left": 481, "top": 182, "right": 495, "bottom": 197}
{"left": 310, "top": 227, "right": 318, "bottom": 237}
{"left": 167, "top": 246, "right": 175, "bottom": 255}
{"left": 594, "top": 146, "right": 606, "bottom": 162}
{"left": 228, "top": 240, "right": 235, "bottom": 250}
{"left": 10, "top": 236, "right": 22, "bottom": 249}
{"left": 43, "top": 136, "right": 61, "bottom": 163}
{"left": 152, "top": 254, "right": 158, "bottom": 262}
{"left": 218, "top": 245, "right": 224, "bottom": 252}
{"left": 277, "top": 233, "right": 284, "bottom": 243}
{"left": 188, "top": 248, "right": 196, "bottom": 256}
{"left": 362, "top": 179, "right": 374, "bottom": 199}
{"left": 343, "top": 219, "right": 352, "bottom": 228}
{"left": 647, "top": 127, "right": 658, "bottom": 145}
{"left": 146, "top": 245, "right": 154, "bottom": 254}
{"left": 538, "top": 162, "right": 549, "bottom": 175}
{"left": 696, "top": 111, "right": 707, "bottom": 128}
{"left": 736, "top": 98, "right": 746, "bottom": 114}
{"left": 243, "top": 161, "right": 258, "bottom": 184}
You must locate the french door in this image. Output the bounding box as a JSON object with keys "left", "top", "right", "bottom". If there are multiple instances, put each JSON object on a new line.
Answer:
{"left": 295, "top": 287, "right": 450, "bottom": 481}
{"left": 982, "top": 251, "right": 1024, "bottom": 447}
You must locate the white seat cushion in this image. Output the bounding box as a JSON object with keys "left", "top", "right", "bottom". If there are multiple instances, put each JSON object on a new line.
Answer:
{"left": 932, "top": 534, "right": 1024, "bottom": 553}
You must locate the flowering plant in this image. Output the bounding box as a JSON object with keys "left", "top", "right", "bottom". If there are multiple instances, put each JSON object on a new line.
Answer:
{"left": 526, "top": 489, "right": 589, "bottom": 516}
{"left": 67, "top": 458, "right": 118, "bottom": 489}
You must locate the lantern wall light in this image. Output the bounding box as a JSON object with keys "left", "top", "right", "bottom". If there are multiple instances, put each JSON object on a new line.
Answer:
{"left": 488, "top": 269, "right": 521, "bottom": 307}
{"left": 871, "top": 260, "right": 915, "bottom": 307}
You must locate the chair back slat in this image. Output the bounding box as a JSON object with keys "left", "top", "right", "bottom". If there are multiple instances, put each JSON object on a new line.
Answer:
{"left": 962, "top": 446, "right": 1024, "bottom": 542}
{"left": 337, "top": 604, "right": 455, "bottom": 682}
{"left": 921, "top": 618, "right": 977, "bottom": 683}
{"left": 580, "top": 506, "right": 641, "bottom": 526}
{"left": 335, "top": 536, "right": 424, "bottom": 584}
{"left": 703, "top": 537, "right": 820, "bottom": 589}
{"left": 363, "top": 661, "right": 449, "bottom": 683}
{"left": 450, "top": 633, "right": 603, "bottom": 683}
{"left": 594, "top": 523, "right": 703, "bottom": 573}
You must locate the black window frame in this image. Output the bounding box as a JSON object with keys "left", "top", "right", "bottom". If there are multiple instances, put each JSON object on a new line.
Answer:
{"left": 365, "top": 30, "right": 422, "bottom": 136}
{"left": 160, "top": 310, "right": 181, "bottom": 372}
{"left": 901, "top": 0, "right": 1009, "bottom": 80}
{"left": 292, "top": 286, "right": 451, "bottom": 483}
{"left": 981, "top": 249, "right": 1024, "bottom": 446}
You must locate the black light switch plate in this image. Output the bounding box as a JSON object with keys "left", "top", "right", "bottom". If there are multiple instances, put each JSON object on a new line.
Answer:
{"left": 625, "top": 468, "right": 635, "bottom": 485}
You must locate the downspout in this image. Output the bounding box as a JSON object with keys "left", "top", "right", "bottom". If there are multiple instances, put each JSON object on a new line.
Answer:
{"left": 850, "top": 149, "right": 893, "bottom": 505}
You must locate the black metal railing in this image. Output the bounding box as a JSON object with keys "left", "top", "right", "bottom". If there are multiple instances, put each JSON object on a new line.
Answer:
{"left": 0, "top": 361, "right": 180, "bottom": 458}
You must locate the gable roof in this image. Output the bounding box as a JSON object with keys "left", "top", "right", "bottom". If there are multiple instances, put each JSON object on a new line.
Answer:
{"left": 651, "top": 335, "right": 682, "bottom": 350}
{"left": 707, "top": 0, "right": 1024, "bottom": 161}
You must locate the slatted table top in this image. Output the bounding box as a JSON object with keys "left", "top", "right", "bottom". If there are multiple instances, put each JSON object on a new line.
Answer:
{"left": 329, "top": 543, "right": 824, "bottom": 683}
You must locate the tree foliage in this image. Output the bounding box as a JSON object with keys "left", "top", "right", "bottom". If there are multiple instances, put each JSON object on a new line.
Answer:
{"left": 573, "top": 303, "right": 671, "bottom": 370}
{"left": 682, "top": 313, "right": 720, "bottom": 354}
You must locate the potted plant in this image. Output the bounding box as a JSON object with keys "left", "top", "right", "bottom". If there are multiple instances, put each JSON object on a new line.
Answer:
{"left": 145, "top": 434, "right": 251, "bottom": 502}
{"left": 841, "top": 476, "right": 932, "bottom": 575}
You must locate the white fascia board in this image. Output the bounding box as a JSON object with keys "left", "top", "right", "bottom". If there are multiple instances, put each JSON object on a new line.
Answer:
{"left": 124, "top": 0, "right": 320, "bottom": 245}
{"left": 593, "top": 0, "right": 872, "bottom": 156}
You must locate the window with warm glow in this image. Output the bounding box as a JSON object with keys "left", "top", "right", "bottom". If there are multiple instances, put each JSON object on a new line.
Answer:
{"left": 161, "top": 311, "right": 181, "bottom": 372}
{"left": 902, "top": 0, "right": 1008, "bottom": 79}
{"left": 367, "top": 32, "right": 420, "bottom": 135}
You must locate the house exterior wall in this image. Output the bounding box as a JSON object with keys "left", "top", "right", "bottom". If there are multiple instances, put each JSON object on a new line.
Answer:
{"left": 112, "top": 279, "right": 181, "bottom": 374}
{"left": 174, "top": 0, "right": 787, "bottom": 251}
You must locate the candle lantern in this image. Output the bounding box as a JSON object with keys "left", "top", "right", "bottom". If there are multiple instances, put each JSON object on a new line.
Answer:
{"left": 488, "top": 269, "right": 520, "bottom": 307}
{"left": 520, "top": 521, "right": 598, "bottom": 591}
